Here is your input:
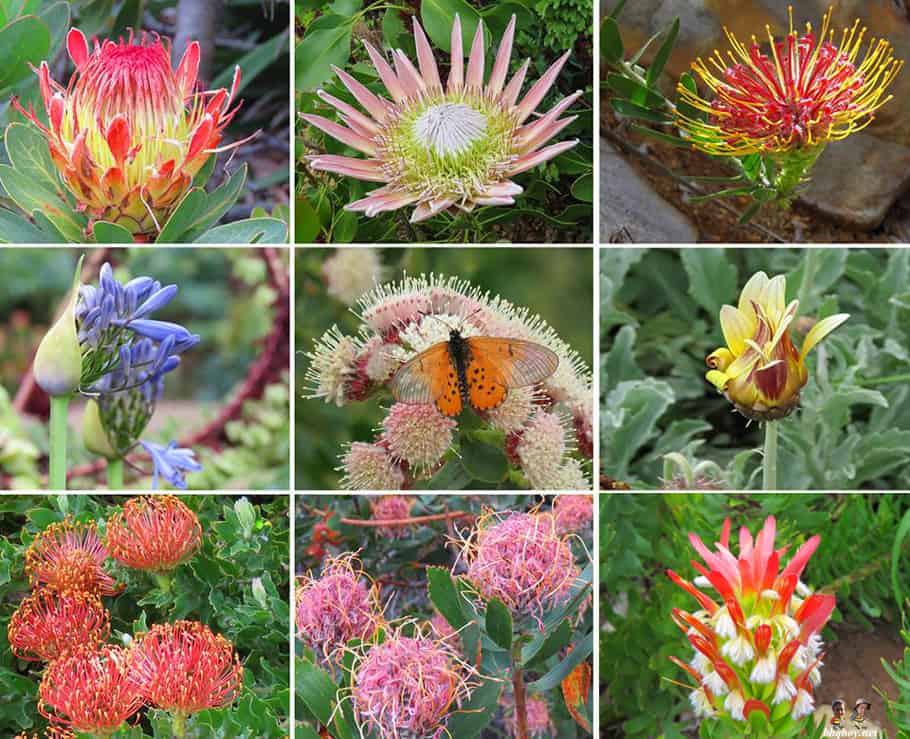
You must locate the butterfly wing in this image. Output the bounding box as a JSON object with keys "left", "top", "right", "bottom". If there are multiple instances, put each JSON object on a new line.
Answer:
{"left": 464, "top": 354, "right": 508, "bottom": 412}
{"left": 465, "top": 337, "right": 559, "bottom": 386}
{"left": 388, "top": 342, "right": 463, "bottom": 417}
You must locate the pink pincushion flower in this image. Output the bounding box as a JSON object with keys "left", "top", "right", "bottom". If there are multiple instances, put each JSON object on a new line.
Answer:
{"left": 668, "top": 515, "right": 835, "bottom": 728}
{"left": 370, "top": 495, "right": 416, "bottom": 539}
{"left": 501, "top": 694, "right": 555, "bottom": 738}
{"left": 516, "top": 409, "right": 585, "bottom": 490}
{"left": 552, "top": 494, "right": 593, "bottom": 536}
{"left": 296, "top": 553, "right": 382, "bottom": 667}
{"left": 382, "top": 402, "right": 456, "bottom": 472}
{"left": 339, "top": 442, "right": 407, "bottom": 490}
{"left": 461, "top": 510, "right": 580, "bottom": 625}
{"left": 352, "top": 627, "right": 473, "bottom": 739}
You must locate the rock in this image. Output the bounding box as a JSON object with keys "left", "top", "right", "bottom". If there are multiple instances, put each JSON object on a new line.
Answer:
{"left": 799, "top": 134, "right": 910, "bottom": 231}
{"left": 600, "top": 139, "right": 698, "bottom": 242}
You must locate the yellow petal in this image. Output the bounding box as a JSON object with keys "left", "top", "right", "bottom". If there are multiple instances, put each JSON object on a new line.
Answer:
{"left": 719, "top": 305, "right": 753, "bottom": 356}
{"left": 726, "top": 347, "right": 761, "bottom": 379}
{"left": 800, "top": 313, "right": 850, "bottom": 362}
{"left": 764, "top": 274, "right": 787, "bottom": 319}
{"left": 706, "top": 369, "right": 731, "bottom": 391}
{"left": 738, "top": 271, "right": 769, "bottom": 317}
{"left": 706, "top": 347, "right": 734, "bottom": 371}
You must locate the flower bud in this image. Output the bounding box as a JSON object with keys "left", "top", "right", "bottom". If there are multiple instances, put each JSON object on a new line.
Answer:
{"left": 34, "top": 258, "right": 83, "bottom": 397}
{"left": 81, "top": 398, "right": 117, "bottom": 460}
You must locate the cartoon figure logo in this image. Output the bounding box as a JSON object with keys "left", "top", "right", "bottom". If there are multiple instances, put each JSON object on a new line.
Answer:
{"left": 830, "top": 698, "right": 846, "bottom": 727}
{"left": 851, "top": 697, "right": 872, "bottom": 726}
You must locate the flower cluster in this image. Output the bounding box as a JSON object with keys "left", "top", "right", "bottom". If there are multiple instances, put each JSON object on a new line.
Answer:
{"left": 678, "top": 7, "right": 903, "bottom": 158}
{"left": 551, "top": 494, "right": 594, "bottom": 536}
{"left": 10, "top": 499, "right": 240, "bottom": 735}
{"left": 370, "top": 495, "right": 416, "bottom": 539}
{"left": 667, "top": 515, "right": 835, "bottom": 731}
{"left": 306, "top": 273, "right": 592, "bottom": 489}
{"left": 459, "top": 510, "right": 581, "bottom": 626}
{"left": 295, "top": 553, "right": 383, "bottom": 667}
{"left": 106, "top": 495, "right": 202, "bottom": 572}
{"left": 13, "top": 27, "right": 246, "bottom": 239}
{"left": 706, "top": 271, "right": 849, "bottom": 421}
{"left": 351, "top": 623, "right": 475, "bottom": 739}
{"left": 303, "top": 15, "right": 580, "bottom": 222}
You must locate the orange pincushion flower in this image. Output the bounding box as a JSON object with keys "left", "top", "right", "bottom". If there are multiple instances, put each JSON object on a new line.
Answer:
{"left": 8, "top": 588, "right": 110, "bottom": 662}
{"left": 25, "top": 519, "right": 122, "bottom": 596}
{"left": 131, "top": 620, "right": 243, "bottom": 715}
{"left": 12, "top": 28, "right": 245, "bottom": 238}
{"left": 39, "top": 645, "right": 143, "bottom": 734}
{"left": 106, "top": 495, "right": 202, "bottom": 572}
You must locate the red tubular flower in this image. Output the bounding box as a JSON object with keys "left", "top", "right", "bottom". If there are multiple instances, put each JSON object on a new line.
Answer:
{"left": 106, "top": 495, "right": 202, "bottom": 572}
{"left": 25, "top": 519, "right": 122, "bottom": 596}
{"left": 743, "top": 698, "right": 771, "bottom": 720}
{"left": 8, "top": 588, "right": 110, "bottom": 662}
{"left": 130, "top": 621, "right": 243, "bottom": 716}
{"left": 39, "top": 645, "right": 143, "bottom": 734}
{"left": 12, "top": 28, "right": 247, "bottom": 239}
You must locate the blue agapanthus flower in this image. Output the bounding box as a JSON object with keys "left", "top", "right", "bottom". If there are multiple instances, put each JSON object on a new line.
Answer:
{"left": 140, "top": 440, "right": 203, "bottom": 490}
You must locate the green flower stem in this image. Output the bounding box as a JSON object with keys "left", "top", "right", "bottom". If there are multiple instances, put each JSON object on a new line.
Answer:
{"left": 49, "top": 394, "right": 71, "bottom": 490}
{"left": 796, "top": 247, "right": 817, "bottom": 310}
{"left": 773, "top": 145, "right": 823, "bottom": 201}
{"left": 762, "top": 421, "right": 778, "bottom": 491}
{"left": 860, "top": 373, "right": 910, "bottom": 387}
{"left": 107, "top": 457, "right": 124, "bottom": 490}
{"left": 171, "top": 712, "right": 187, "bottom": 738}
{"left": 511, "top": 642, "right": 529, "bottom": 739}
{"left": 153, "top": 572, "right": 173, "bottom": 593}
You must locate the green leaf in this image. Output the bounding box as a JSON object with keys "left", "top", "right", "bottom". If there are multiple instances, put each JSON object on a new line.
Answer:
{"left": 38, "top": 0, "right": 70, "bottom": 50}
{"left": 608, "top": 0, "right": 627, "bottom": 18}
{"left": 602, "top": 378, "right": 674, "bottom": 480}
{"left": 601, "top": 17, "right": 623, "bottom": 63}
{"left": 570, "top": 173, "right": 593, "bottom": 203}
{"left": 212, "top": 30, "right": 288, "bottom": 95}
{"left": 445, "top": 676, "right": 502, "bottom": 737}
{"left": 426, "top": 458, "right": 472, "bottom": 490}
{"left": 295, "top": 725, "right": 321, "bottom": 739}
{"left": 155, "top": 164, "right": 248, "bottom": 243}
{"left": 332, "top": 209, "right": 359, "bottom": 242}
{"left": 193, "top": 217, "right": 288, "bottom": 244}
{"left": 381, "top": 6, "right": 407, "bottom": 48}
{"left": 527, "top": 630, "right": 592, "bottom": 691}
{"left": 521, "top": 618, "right": 572, "bottom": 666}
{"left": 295, "top": 196, "right": 321, "bottom": 243}
{"left": 460, "top": 432, "right": 508, "bottom": 483}
{"left": 605, "top": 73, "right": 664, "bottom": 108}
{"left": 92, "top": 221, "right": 135, "bottom": 243}
{"left": 0, "top": 206, "right": 57, "bottom": 242}
{"left": 420, "top": 0, "right": 483, "bottom": 53}
{"left": 484, "top": 597, "right": 512, "bottom": 650}
{"left": 5, "top": 122, "right": 64, "bottom": 191}
{"left": 295, "top": 15, "right": 353, "bottom": 92}
{"left": 610, "top": 98, "right": 672, "bottom": 124}
{"left": 646, "top": 18, "right": 679, "bottom": 86}
{"left": 294, "top": 658, "right": 338, "bottom": 725}
{"left": 680, "top": 248, "right": 738, "bottom": 317}
{"left": 0, "top": 16, "right": 50, "bottom": 90}
{"left": 0, "top": 165, "right": 85, "bottom": 242}
{"left": 427, "top": 567, "right": 468, "bottom": 630}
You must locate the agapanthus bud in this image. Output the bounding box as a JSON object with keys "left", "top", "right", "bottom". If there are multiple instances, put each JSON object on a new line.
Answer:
{"left": 106, "top": 495, "right": 202, "bottom": 572}
{"left": 34, "top": 259, "right": 83, "bottom": 397}
{"left": 351, "top": 625, "right": 474, "bottom": 739}
{"left": 460, "top": 510, "right": 580, "bottom": 627}
{"left": 706, "top": 271, "right": 848, "bottom": 420}
{"left": 668, "top": 515, "right": 835, "bottom": 732}
{"left": 25, "top": 519, "right": 122, "bottom": 596}
{"left": 13, "top": 28, "right": 245, "bottom": 238}
{"left": 296, "top": 553, "right": 383, "bottom": 667}
{"left": 8, "top": 589, "right": 110, "bottom": 662}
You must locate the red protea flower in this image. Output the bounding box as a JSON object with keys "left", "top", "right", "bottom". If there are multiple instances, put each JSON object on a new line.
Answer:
{"left": 25, "top": 519, "right": 122, "bottom": 596}
{"left": 8, "top": 588, "right": 110, "bottom": 662}
{"left": 130, "top": 621, "right": 243, "bottom": 717}
{"left": 12, "top": 28, "right": 246, "bottom": 239}
{"left": 667, "top": 515, "right": 835, "bottom": 730}
{"left": 39, "top": 645, "right": 143, "bottom": 734}
{"left": 678, "top": 7, "right": 903, "bottom": 157}
{"left": 105, "top": 495, "right": 202, "bottom": 572}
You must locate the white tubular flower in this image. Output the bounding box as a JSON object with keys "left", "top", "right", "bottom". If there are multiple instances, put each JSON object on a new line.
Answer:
{"left": 381, "top": 402, "right": 456, "bottom": 472}
{"left": 304, "top": 326, "right": 363, "bottom": 406}
{"left": 339, "top": 442, "right": 405, "bottom": 490}
{"left": 724, "top": 690, "right": 745, "bottom": 721}
{"left": 772, "top": 675, "right": 796, "bottom": 705}
{"left": 749, "top": 653, "right": 776, "bottom": 684}
{"left": 791, "top": 688, "right": 814, "bottom": 720}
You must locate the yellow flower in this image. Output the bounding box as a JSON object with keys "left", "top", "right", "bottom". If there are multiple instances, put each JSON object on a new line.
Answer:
{"left": 706, "top": 271, "right": 849, "bottom": 420}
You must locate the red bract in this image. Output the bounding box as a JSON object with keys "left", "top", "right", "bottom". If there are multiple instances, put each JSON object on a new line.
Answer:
{"left": 106, "top": 495, "right": 202, "bottom": 572}
{"left": 39, "top": 645, "right": 143, "bottom": 734}
{"left": 130, "top": 621, "right": 243, "bottom": 715}
{"left": 8, "top": 588, "right": 110, "bottom": 662}
{"left": 25, "top": 519, "right": 122, "bottom": 596}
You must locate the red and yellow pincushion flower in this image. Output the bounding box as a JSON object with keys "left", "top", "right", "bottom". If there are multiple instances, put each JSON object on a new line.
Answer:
{"left": 12, "top": 28, "right": 245, "bottom": 238}
{"left": 8, "top": 588, "right": 110, "bottom": 662}
{"left": 677, "top": 7, "right": 903, "bottom": 158}
{"left": 25, "top": 519, "right": 122, "bottom": 596}
{"left": 106, "top": 495, "right": 202, "bottom": 573}
{"left": 706, "top": 271, "right": 849, "bottom": 420}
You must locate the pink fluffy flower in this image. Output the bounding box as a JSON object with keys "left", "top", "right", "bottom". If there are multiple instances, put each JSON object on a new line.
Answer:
{"left": 296, "top": 553, "right": 382, "bottom": 667}
{"left": 382, "top": 402, "right": 456, "bottom": 472}
{"left": 552, "top": 494, "right": 593, "bottom": 536}
{"left": 370, "top": 495, "right": 416, "bottom": 539}
{"left": 339, "top": 442, "right": 407, "bottom": 490}
{"left": 502, "top": 693, "right": 555, "bottom": 738}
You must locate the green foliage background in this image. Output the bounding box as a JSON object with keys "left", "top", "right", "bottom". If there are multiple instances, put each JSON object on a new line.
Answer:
{"left": 295, "top": 0, "right": 593, "bottom": 243}
{"left": 600, "top": 248, "right": 910, "bottom": 490}
{"left": 295, "top": 246, "right": 593, "bottom": 490}
{"left": 600, "top": 492, "right": 910, "bottom": 737}
{"left": 0, "top": 494, "right": 289, "bottom": 737}
{"left": 295, "top": 493, "right": 593, "bottom": 738}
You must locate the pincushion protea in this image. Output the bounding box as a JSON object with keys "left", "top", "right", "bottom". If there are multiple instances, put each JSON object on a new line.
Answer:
{"left": 8, "top": 588, "right": 110, "bottom": 662}
{"left": 303, "top": 15, "right": 580, "bottom": 223}
{"left": 667, "top": 515, "right": 835, "bottom": 731}
{"left": 106, "top": 495, "right": 202, "bottom": 572}
{"left": 706, "top": 271, "right": 849, "bottom": 420}
{"left": 12, "top": 28, "right": 246, "bottom": 239}
{"left": 25, "top": 519, "right": 122, "bottom": 597}
{"left": 678, "top": 7, "right": 903, "bottom": 160}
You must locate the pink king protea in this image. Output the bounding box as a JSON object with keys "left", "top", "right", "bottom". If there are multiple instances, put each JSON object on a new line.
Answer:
{"left": 303, "top": 15, "right": 580, "bottom": 223}
{"left": 667, "top": 515, "right": 836, "bottom": 733}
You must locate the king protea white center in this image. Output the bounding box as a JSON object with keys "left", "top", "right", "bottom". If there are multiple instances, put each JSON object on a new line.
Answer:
{"left": 302, "top": 15, "right": 581, "bottom": 223}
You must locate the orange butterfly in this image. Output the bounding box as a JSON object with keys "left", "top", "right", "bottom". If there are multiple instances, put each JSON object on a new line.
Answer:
{"left": 389, "top": 328, "right": 559, "bottom": 417}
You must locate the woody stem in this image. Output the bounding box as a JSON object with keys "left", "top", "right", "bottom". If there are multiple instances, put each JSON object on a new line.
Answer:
{"left": 512, "top": 642, "right": 529, "bottom": 739}
{"left": 762, "top": 421, "right": 778, "bottom": 490}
